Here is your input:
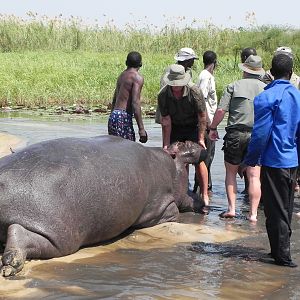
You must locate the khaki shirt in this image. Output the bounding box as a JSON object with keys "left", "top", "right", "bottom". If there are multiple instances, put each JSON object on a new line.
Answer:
{"left": 218, "top": 76, "right": 266, "bottom": 130}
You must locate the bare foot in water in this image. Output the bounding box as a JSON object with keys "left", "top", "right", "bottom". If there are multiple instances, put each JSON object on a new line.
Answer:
{"left": 219, "top": 211, "right": 236, "bottom": 219}
{"left": 200, "top": 205, "right": 210, "bottom": 215}
{"left": 247, "top": 215, "right": 257, "bottom": 222}
{"left": 203, "top": 198, "right": 210, "bottom": 207}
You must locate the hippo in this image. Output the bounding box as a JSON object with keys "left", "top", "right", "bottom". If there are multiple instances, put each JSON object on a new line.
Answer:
{"left": 0, "top": 135, "right": 206, "bottom": 277}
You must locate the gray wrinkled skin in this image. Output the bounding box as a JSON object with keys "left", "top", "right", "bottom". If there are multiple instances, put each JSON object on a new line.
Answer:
{"left": 0, "top": 135, "right": 204, "bottom": 276}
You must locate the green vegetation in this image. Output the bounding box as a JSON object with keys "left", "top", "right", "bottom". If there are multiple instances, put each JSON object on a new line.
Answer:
{"left": 0, "top": 14, "right": 299, "bottom": 109}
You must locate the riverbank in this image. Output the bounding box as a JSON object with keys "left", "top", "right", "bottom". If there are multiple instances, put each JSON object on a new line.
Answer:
{"left": 0, "top": 102, "right": 157, "bottom": 119}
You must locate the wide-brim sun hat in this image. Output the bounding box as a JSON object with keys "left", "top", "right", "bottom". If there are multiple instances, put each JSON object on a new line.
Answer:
{"left": 163, "top": 64, "right": 191, "bottom": 86}
{"left": 238, "top": 55, "right": 265, "bottom": 76}
{"left": 174, "top": 47, "right": 199, "bottom": 62}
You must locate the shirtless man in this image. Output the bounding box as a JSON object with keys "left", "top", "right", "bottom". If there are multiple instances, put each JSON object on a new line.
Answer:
{"left": 108, "top": 51, "right": 148, "bottom": 143}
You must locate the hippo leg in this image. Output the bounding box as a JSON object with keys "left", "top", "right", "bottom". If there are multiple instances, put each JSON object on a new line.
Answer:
{"left": 133, "top": 198, "right": 180, "bottom": 229}
{"left": 1, "top": 224, "right": 61, "bottom": 277}
{"left": 177, "top": 194, "right": 199, "bottom": 212}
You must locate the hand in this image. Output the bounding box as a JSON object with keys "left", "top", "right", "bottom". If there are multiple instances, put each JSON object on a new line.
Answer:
{"left": 208, "top": 129, "right": 219, "bottom": 141}
{"left": 139, "top": 130, "right": 148, "bottom": 143}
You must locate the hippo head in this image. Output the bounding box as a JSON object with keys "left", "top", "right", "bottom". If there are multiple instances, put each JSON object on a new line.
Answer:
{"left": 166, "top": 141, "right": 207, "bottom": 165}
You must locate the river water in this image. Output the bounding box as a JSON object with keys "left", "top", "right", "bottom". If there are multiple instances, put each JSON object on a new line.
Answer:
{"left": 0, "top": 111, "right": 300, "bottom": 300}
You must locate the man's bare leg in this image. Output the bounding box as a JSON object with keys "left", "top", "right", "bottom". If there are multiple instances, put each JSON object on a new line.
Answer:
{"left": 222, "top": 161, "right": 239, "bottom": 217}
{"left": 246, "top": 166, "right": 261, "bottom": 222}
{"left": 196, "top": 162, "right": 209, "bottom": 206}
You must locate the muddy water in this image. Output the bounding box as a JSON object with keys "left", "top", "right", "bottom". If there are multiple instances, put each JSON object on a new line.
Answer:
{"left": 1, "top": 112, "right": 300, "bottom": 300}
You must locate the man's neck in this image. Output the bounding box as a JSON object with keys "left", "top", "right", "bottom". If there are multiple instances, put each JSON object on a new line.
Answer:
{"left": 274, "top": 75, "right": 290, "bottom": 81}
{"left": 127, "top": 67, "right": 139, "bottom": 71}
{"left": 172, "top": 88, "right": 184, "bottom": 99}
{"left": 205, "top": 64, "right": 214, "bottom": 74}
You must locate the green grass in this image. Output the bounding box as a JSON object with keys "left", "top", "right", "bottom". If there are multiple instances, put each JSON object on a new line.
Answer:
{"left": 0, "top": 51, "right": 242, "bottom": 108}
{"left": 0, "top": 14, "right": 299, "bottom": 108}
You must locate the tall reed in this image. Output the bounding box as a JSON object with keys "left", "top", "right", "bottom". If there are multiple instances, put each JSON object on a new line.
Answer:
{"left": 0, "top": 13, "right": 299, "bottom": 108}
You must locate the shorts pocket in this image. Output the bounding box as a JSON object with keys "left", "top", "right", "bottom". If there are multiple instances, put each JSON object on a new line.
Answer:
{"left": 222, "top": 132, "right": 240, "bottom": 151}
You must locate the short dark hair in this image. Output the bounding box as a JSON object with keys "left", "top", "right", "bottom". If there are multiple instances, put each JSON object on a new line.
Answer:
{"left": 203, "top": 50, "right": 217, "bottom": 65}
{"left": 178, "top": 58, "right": 195, "bottom": 69}
{"left": 270, "top": 53, "right": 293, "bottom": 79}
{"left": 241, "top": 47, "right": 257, "bottom": 63}
{"left": 126, "top": 51, "right": 142, "bottom": 68}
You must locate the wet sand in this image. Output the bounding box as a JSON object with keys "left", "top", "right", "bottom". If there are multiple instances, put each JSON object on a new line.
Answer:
{"left": 0, "top": 221, "right": 253, "bottom": 298}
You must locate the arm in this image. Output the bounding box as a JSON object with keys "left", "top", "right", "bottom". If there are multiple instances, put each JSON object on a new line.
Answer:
{"left": 111, "top": 90, "right": 117, "bottom": 111}
{"left": 161, "top": 115, "right": 172, "bottom": 149}
{"left": 158, "top": 88, "right": 172, "bottom": 149}
{"left": 132, "top": 74, "right": 147, "bottom": 142}
{"left": 111, "top": 86, "right": 118, "bottom": 111}
{"left": 197, "top": 111, "right": 207, "bottom": 149}
{"left": 190, "top": 86, "right": 207, "bottom": 148}
{"left": 208, "top": 108, "right": 226, "bottom": 141}
{"left": 208, "top": 83, "right": 232, "bottom": 141}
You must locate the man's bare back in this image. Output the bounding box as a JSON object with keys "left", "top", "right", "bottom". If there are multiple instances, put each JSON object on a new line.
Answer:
{"left": 112, "top": 68, "right": 143, "bottom": 115}
{"left": 108, "top": 51, "right": 147, "bottom": 143}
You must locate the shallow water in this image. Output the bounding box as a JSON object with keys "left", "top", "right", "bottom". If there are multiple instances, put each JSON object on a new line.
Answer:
{"left": 1, "top": 112, "right": 300, "bottom": 300}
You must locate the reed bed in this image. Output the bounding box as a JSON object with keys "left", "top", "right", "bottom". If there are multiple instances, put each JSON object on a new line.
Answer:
{"left": 0, "top": 13, "right": 299, "bottom": 108}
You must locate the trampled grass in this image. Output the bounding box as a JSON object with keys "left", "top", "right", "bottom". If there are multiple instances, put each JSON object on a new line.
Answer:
{"left": 0, "top": 13, "right": 299, "bottom": 108}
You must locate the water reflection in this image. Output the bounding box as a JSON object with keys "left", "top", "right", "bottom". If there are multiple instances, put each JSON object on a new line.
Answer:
{"left": 0, "top": 112, "right": 300, "bottom": 299}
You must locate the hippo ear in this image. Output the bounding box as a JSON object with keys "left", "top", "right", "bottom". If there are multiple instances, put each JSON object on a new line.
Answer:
{"left": 166, "top": 142, "right": 181, "bottom": 159}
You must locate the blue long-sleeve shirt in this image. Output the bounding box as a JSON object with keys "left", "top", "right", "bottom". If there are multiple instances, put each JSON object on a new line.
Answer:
{"left": 243, "top": 79, "right": 300, "bottom": 168}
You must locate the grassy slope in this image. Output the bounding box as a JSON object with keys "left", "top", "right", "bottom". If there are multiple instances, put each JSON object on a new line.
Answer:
{"left": 0, "top": 15, "right": 299, "bottom": 108}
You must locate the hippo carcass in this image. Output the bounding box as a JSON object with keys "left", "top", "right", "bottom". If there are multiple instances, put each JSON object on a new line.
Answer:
{"left": 0, "top": 135, "right": 206, "bottom": 276}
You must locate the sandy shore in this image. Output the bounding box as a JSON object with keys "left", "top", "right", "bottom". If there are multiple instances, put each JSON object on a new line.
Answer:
{"left": 0, "top": 132, "right": 27, "bottom": 158}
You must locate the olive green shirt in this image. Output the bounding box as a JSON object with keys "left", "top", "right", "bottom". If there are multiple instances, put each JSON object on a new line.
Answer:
{"left": 218, "top": 76, "right": 266, "bottom": 130}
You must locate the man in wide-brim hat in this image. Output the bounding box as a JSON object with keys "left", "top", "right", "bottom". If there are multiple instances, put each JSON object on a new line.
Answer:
{"left": 157, "top": 64, "right": 208, "bottom": 211}
{"left": 208, "top": 55, "right": 266, "bottom": 222}
{"left": 158, "top": 64, "right": 206, "bottom": 149}
{"left": 156, "top": 47, "right": 199, "bottom": 125}
{"left": 238, "top": 55, "right": 266, "bottom": 76}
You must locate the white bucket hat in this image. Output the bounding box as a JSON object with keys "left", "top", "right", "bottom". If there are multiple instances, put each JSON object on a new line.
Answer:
{"left": 174, "top": 47, "right": 198, "bottom": 62}
{"left": 163, "top": 64, "right": 191, "bottom": 86}
{"left": 275, "top": 46, "right": 294, "bottom": 59}
{"left": 238, "top": 55, "right": 265, "bottom": 76}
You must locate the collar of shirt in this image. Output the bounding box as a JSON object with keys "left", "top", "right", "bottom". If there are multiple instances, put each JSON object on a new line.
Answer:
{"left": 167, "top": 85, "right": 189, "bottom": 97}
{"left": 265, "top": 79, "right": 292, "bottom": 90}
